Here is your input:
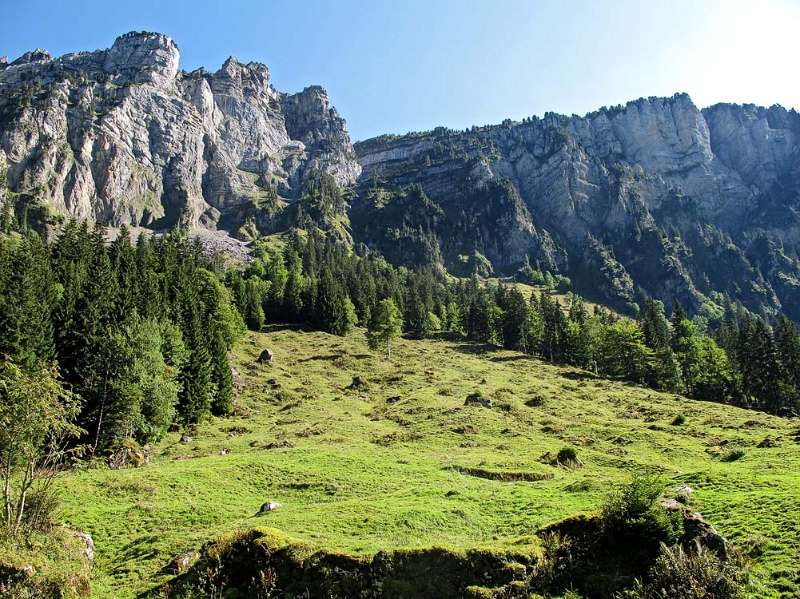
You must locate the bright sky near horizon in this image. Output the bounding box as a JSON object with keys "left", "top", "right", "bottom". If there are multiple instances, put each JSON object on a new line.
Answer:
{"left": 2, "top": 0, "right": 799, "bottom": 141}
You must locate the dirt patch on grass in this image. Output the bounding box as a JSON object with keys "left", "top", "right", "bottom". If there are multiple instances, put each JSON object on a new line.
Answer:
{"left": 452, "top": 466, "right": 554, "bottom": 482}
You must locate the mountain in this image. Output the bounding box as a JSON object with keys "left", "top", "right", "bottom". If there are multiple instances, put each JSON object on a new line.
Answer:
{"left": 354, "top": 95, "right": 800, "bottom": 318}
{"left": 0, "top": 31, "right": 360, "bottom": 232}
{"left": 2, "top": 32, "right": 800, "bottom": 318}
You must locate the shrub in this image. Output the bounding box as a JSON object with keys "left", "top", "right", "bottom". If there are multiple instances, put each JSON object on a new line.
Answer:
{"left": 600, "top": 476, "right": 683, "bottom": 554}
{"left": 624, "top": 543, "right": 749, "bottom": 599}
{"left": 556, "top": 447, "right": 580, "bottom": 467}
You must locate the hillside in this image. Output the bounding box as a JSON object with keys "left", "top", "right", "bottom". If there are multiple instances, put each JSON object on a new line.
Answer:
{"left": 54, "top": 327, "right": 800, "bottom": 598}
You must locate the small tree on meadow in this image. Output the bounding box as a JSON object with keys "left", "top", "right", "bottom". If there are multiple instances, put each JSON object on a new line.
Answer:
{"left": 366, "top": 298, "right": 403, "bottom": 359}
{"left": 0, "top": 359, "right": 81, "bottom": 539}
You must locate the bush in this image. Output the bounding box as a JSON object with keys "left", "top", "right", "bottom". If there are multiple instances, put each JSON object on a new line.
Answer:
{"left": 624, "top": 543, "right": 749, "bottom": 599}
{"left": 556, "top": 447, "right": 580, "bottom": 467}
{"left": 600, "top": 476, "right": 683, "bottom": 554}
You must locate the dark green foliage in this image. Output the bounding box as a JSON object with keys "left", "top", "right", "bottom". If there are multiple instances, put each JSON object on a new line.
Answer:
{"left": 0, "top": 222, "right": 242, "bottom": 451}
{"left": 601, "top": 476, "right": 683, "bottom": 559}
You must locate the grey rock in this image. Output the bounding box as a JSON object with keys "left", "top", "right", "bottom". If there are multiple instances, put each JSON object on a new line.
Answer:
{"left": 169, "top": 549, "right": 199, "bottom": 573}
{"left": 355, "top": 94, "right": 800, "bottom": 318}
{"left": 681, "top": 510, "right": 728, "bottom": 560}
{"left": 258, "top": 501, "right": 281, "bottom": 514}
{"left": 464, "top": 393, "right": 493, "bottom": 408}
{"left": 179, "top": 434, "right": 192, "bottom": 444}
{"left": 73, "top": 530, "right": 95, "bottom": 569}
{"left": 0, "top": 31, "right": 360, "bottom": 235}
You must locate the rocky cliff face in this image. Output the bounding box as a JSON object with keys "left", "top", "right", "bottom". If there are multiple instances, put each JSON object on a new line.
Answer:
{"left": 354, "top": 94, "right": 800, "bottom": 318}
{"left": 0, "top": 31, "right": 360, "bottom": 231}
{"left": 2, "top": 33, "right": 799, "bottom": 319}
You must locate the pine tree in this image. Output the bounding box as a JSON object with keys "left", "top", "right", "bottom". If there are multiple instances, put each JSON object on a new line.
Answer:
{"left": 501, "top": 287, "right": 530, "bottom": 351}
{"left": 210, "top": 325, "right": 233, "bottom": 416}
{"left": 0, "top": 236, "right": 55, "bottom": 368}
{"left": 316, "top": 271, "right": 354, "bottom": 336}
{"left": 641, "top": 298, "right": 670, "bottom": 350}
{"left": 178, "top": 295, "right": 215, "bottom": 424}
{"left": 283, "top": 249, "right": 305, "bottom": 320}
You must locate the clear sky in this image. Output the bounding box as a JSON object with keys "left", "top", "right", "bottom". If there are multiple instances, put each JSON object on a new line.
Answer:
{"left": 2, "top": 0, "right": 798, "bottom": 141}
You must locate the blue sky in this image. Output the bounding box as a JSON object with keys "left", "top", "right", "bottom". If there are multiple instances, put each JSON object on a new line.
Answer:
{"left": 2, "top": 0, "right": 798, "bottom": 141}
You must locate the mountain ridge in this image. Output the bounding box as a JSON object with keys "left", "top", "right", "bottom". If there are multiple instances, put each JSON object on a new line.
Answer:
{"left": 2, "top": 32, "right": 799, "bottom": 318}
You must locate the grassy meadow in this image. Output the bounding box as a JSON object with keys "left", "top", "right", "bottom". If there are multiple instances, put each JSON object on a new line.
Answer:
{"left": 56, "top": 327, "right": 800, "bottom": 597}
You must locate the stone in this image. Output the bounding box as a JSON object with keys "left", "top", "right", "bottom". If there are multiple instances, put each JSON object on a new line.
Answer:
{"left": 179, "top": 435, "right": 192, "bottom": 444}
{"left": 107, "top": 444, "right": 148, "bottom": 469}
{"left": 257, "top": 349, "right": 274, "bottom": 364}
{"left": 73, "top": 531, "right": 95, "bottom": 570}
{"left": 258, "top": 501, "right": 281, "bottom": 514}
{"left": 169, "top": 549, "right": 199, "bottom": 574}
{"left": 347, "top": 376, "right": 368, "bottom": 390}
{"left": 20, "top": 565, "right": 35, "bottom": 579}
{"left": 681, "top": 511, "right": 728, "bottom": 560}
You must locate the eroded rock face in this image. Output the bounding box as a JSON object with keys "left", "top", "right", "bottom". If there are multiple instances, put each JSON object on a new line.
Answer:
{"left": 0, "top": 31, "right": 360, "bottom": 232}
{"left": 355, "top": 94, "right": 800, "bottom": 317}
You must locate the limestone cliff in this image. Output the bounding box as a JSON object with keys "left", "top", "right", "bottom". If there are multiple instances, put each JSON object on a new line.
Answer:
{"left": 0, "top": 31, "right": 360, "bottom": 231}
{"left": 354, "top": 95, "right": 800, "bottom": 317}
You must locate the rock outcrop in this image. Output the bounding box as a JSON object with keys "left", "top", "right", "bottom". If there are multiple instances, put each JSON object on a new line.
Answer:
{"left": 354, "top": 94, "right": 800, "bottom": 317}
{"left": 0, "top": 31, "right": 360, "bottom": 232}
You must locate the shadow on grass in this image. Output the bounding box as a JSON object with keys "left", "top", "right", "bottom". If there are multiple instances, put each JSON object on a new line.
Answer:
{"left": 297, "top": 353, "right": 345, "bottom": 363}
{"left": 450, "top": 342, "right": 500, "bottom": 355}
{"left": 261, "top": 323, "right": 311, "bottom": 333}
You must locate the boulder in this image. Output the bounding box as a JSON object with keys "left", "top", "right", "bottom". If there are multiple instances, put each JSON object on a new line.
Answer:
{"left": 347, "top": 376, "right": 368, "bottom": 390}
{"left": 20, "top": 565, "right": 35, "bottom": 579}
{"left": 257, "top": 349, "right": 274, "bottom": 364}
{"left": 258, "top": 501, "right": 281, "bottom": 514}
{"left": 681, "top": 511, "right": 728, "bottom": 560}
{"left": 107, "top": 444, "right": 148, "bottom": 469}
{"left": 169, "top": 550, "right": 199, "bottom": 574}
{"left": 73, "top": 531, "right": 95, "bottom": 570}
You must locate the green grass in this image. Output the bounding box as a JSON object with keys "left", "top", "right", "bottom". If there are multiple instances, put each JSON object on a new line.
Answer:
{"left": 55, "top": 327, "right": 800, "bottom": 597}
